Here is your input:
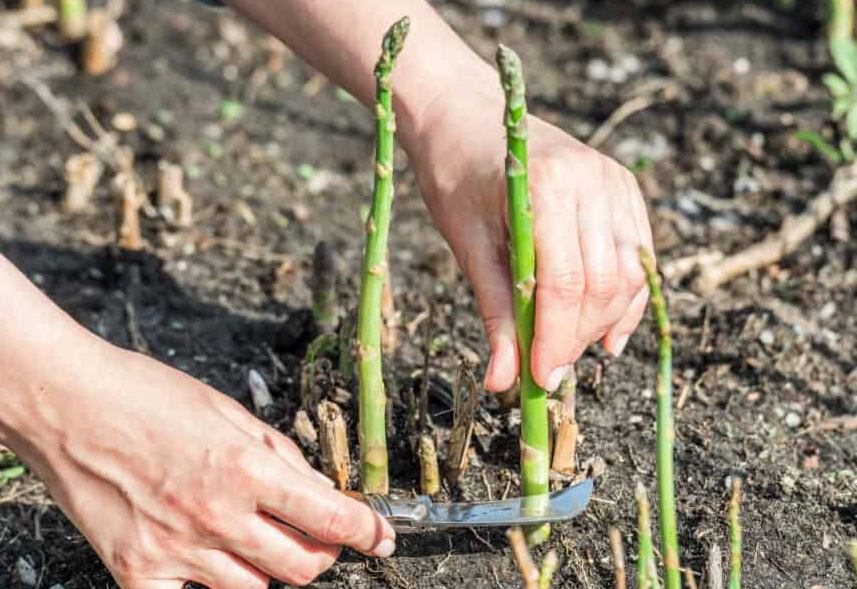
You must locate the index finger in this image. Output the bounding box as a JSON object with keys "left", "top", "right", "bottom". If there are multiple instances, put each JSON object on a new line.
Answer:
{"left": 257, "top": 469, "right": 396, "bottom": 557}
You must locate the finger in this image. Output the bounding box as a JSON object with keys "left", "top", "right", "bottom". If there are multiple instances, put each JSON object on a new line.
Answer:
{"left": 215, "top": 396, "right": 331, "bottom": 484}
{"left": 573, "top": 163, "right": 637, "bottom": 356}
{"left": 530, "top": 182, "right": 584, "bottom": 392}
{"left": 602, "top": 171, "right": 651, "bottom": 355}
{"left": 457, "top": 229, "right": 518, "bottom": 393}
{"left": 194, "top": 549, "right": 269, "bottom": 589}
{"left": 602, "top": 285, "right": 649, "bottom": 355}
{"left": 124, "top": 582, "right": 184, "bottom": 589}
{"left": 233, "top": 514, "right": 340, "bottom": 586}
{"left": 257, "top": 468, "right": 396, "bottom": 557}
{"left": 598, "top": 172, "right": 647, "bottom": 356}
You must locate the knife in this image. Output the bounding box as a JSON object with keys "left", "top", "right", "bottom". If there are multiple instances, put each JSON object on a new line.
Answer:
{"left": 352, "top": 478, "right": 593, "bottom": 530}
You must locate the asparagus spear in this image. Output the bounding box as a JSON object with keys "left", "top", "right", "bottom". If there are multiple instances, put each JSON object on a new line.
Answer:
{"left": 496, "top": 44, "right": 550, "bottom": 546}
{"left": 727, "top": 477, "right": 743, "bottom": 589}
{"left": 356, "top": 16, "right": 409, "bottom": 494}
{"left": 640, "top": 248, "right": 681, "bottom": 589}
{"left": 636, "top": 482, "right": 655, "bottom": 589}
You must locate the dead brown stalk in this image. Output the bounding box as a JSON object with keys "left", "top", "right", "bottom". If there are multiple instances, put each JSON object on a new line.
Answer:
{"left": 317, "top": 400, "right": 351, "bottom": 491}
{"left": 158, "top": 161, "right": 193, "bottom": 228}
{"left": 446, "top": 360, "right": 479, "bottom": 487}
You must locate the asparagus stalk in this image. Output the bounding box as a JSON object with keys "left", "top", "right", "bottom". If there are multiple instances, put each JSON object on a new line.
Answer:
{"left": 849, "top": 540, "right": 857, "bottom": 577}
{"left": 507, "top": 526, "right": 539, "bottom": 589}
{"left": 609, "top": 527, "right": 627, "bottom": 589}
{"left": 636, "top": 482, "right": 654, "bottom": 589}
{"left": 311, "top": 241, "right": 339, "bottom": 333}
{"left": 640, "top": 248, "right": 681, "bottom": 589}
{"left": 356, "top": 16, "right": 409, "bottom": 494}
{"left": 58, "top": 0, "right": 87, "bottom": 41}
{"left": 496, "top": 44, "right": 550, "bottom": 545}
{"left": 829, "top": 0, "right": 854, "bottom": 43}
{"left": 538, "top": 550, "right": 559, "bottom": 589}
{"left": 727, "top": 477, "right": 743, "bottom": 589}
{"left": 417, "top": 433, "right": 440, "bottom": 496}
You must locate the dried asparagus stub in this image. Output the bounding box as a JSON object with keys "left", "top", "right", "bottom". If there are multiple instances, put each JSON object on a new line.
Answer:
{"left": 317, "top": 400, "right": 351, "bottom": 491}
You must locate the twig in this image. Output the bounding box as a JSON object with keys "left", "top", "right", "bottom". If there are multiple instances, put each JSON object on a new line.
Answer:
{"left": 706, "top": 544, "right": 724, "bottom": 589}
{"left": 608, "top": 528, "right": 627, "bottom": 589}
{"left": 0, "top": 5, "right": 57, "bottom": 29}
{"left": 588, "top": 82, "right": 679, "bottom": 149}
{"left": 682, "top": 568, "right": 698, "bottom": 589}
{"left": 800, "top": 414, "right": 857, "bottom": 434}
{"left": 695, "top": 163, "right": 857, "bottom": 294}
{"left": 507, "top": 527, "right": 539, "bottom": 589}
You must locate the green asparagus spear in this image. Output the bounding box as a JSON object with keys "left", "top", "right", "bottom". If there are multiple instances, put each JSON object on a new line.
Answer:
{"left": 640, "top": 248, "right": 681, "bottom": 589}
{"left": 356, "top": 16, "right": 409, "bottom": 494}
{"left": 728, "top": 477, "right": 743, "bottom": 589}
{"left": 496, "top": 44, "right": 550, "bottom": 545}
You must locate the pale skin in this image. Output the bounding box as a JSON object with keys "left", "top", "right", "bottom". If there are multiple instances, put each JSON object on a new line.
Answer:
{"left": 0, "top": 1, "right": 653, "bottom": 587}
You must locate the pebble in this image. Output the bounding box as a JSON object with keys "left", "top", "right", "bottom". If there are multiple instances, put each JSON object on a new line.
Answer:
{"left": 111, "top": 112, "right": 137, "bottom": 132}
{"left": 784, "top": 412, "right": 802, "bottom": 429}
{"left": 15, "top": 557, "right": 37, "bottom": 588}
{"left": 733, "top": 57, "right": 751, "bottom": 75}
{"left": 818, "top": 301, "right": 837, "bottom": 320}
{"left": 780, "top": 474, "right": 796, "bottom": 493}
{"left": 585, "top": 58, "right": 611, "bottom": 81}
{"left": 759, "top": 329, "right": 775, "bottom": 346}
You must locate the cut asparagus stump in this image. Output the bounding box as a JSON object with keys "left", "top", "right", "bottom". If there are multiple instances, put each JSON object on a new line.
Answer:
{"left": 496, "top": 44, "right": 550, "bottom": 545}
{"left": 356, "top": 16, "right": 409, "bottom": 495}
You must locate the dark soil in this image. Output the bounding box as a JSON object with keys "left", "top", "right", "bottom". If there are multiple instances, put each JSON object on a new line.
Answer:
{"left": 1, "top": 0, "right": 855, "bottom": 588}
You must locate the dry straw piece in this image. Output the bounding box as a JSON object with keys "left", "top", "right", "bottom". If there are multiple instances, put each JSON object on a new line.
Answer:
{"left": 82, "top": 9, "right": 123, "bottom": 76}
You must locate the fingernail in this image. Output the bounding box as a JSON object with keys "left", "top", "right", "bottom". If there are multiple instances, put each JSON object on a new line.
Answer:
{"left": 545, "top": 365, "right": 570, "bottom": 393}
{"left": 612, "top": 335, "right": 630, "bottom": 357}
{"left": 375, "top": 538, "right": 396, "bottom": 558}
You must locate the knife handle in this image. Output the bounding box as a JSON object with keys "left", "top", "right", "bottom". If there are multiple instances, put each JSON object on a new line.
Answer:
{"left": 344, "top": 491, "right": 430, "bottom": 527}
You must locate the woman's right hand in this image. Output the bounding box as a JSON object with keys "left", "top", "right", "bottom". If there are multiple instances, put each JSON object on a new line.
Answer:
{"left": 8, "top": 343, "right": 395, "bottom": 589}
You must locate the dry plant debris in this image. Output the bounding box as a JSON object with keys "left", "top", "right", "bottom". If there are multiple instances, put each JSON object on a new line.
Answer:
{"left": 317, "top": 400, "right": 351, "bottom": 491}
{"left": 63, "top": 152, "right": 103, "bottom": 212}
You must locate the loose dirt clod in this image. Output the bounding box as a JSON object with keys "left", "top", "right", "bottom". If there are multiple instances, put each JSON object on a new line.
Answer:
{"left": 63, "top": 152, "right": 103, "bottom": 212}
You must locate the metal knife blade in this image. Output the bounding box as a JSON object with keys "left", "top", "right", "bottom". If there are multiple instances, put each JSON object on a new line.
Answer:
{"left": 362, "top": 478, "right": 593, "bottom": 529}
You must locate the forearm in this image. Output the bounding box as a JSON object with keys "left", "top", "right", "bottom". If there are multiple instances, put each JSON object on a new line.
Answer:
{"left": 224, "top": 0, "right": 496, "bottom": 150}
{"left": 0, "top": 255, "right": 107, "bottom": 457}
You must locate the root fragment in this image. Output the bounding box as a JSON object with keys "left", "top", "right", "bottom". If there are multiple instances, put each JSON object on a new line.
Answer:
{"left": 63, "top": 152, "right": 103, "bottom": 212}
{"left": 158, "top": 161, "right": 193, "bottom": 228}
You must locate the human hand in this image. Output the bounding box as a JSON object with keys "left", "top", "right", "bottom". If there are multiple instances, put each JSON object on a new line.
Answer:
{"left": 14, "top": 345, "right": 395, "bottom": 589}
{"left": 407, "top": 93, "right": 653, "bottom": 393}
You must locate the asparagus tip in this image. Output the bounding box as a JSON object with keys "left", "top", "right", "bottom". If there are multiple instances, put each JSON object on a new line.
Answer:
{"left": 382, "top": 16, "right": 410, "bottom": 61}
{"left": 495, "top": 44, "right": 525, "bottom": 89}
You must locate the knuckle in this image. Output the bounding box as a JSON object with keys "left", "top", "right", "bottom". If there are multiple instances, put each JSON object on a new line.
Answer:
{"left": 542, "top": 267, "right": 585, "bottom": 305}
{"left": 109, "top": 542, "right": 155, "bottom": 579}
{"left": 323, "top": 503, "right": 362, "bottom": 546}
{"left": 586, "top": 270, "right": 619, "bottom": 303}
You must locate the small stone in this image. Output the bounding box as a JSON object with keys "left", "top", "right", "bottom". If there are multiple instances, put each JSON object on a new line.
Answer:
{"left": 15, "top": 557, "right": 37, "bottom": 588}
{"left": 733, "top": 57, "right": 751, "bottom": 75}
{"left": 818, "top": 301, "right": 836, "bottom": 320}
{"left": 586, "top": 58, "right": 610, "bottom": 81}
{"left": 780, "top": 474, "right": 796, "bottom": 493}
{"left": 784, "top": 412, "right": 801, "bottom": 429}
{"left": 111, "top": 112, "right": 137, "bottom": 132}
{"left": 759, "top": 330, "right": 775, "bottom": 346}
